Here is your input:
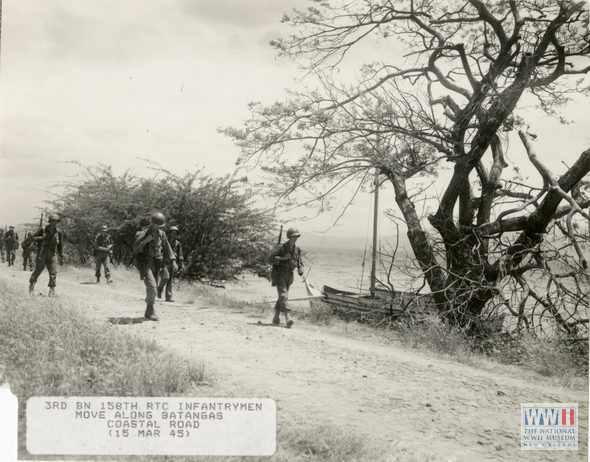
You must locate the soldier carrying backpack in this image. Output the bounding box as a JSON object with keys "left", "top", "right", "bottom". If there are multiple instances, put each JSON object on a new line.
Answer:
{"left": 268, "top": 227, "right": 304, "bottom": 328}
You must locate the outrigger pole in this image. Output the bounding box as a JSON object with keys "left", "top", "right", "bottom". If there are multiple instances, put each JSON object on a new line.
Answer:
{"left": 370, "top": 169, "right": 379, "bottom": 298}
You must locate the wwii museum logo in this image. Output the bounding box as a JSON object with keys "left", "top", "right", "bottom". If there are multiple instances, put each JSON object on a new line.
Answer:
{"left": 521, "top": 403, "right": 578, "bottom": 450}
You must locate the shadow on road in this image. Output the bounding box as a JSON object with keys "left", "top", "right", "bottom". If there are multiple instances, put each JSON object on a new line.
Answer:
{"left": 248, "top": 321, "right": 290, "bottom": 329}
{"left": 108, "top": 316, "right": 149, "bottom": 325}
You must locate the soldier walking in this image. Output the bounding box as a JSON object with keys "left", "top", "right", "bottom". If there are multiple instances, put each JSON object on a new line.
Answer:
{"left": 157, "top": 225, "right": 184, "bottom": 302}
{"left": 29, "top": 214, "right": 64, "bottom": 296}
{"left": 5, "top": 226, "right": 19, "bottom": 267}
{"left": 133, "top": 212, "right": 177, "bottom": 321}
{"left": 269, "top": 227, "right": 304, "bottom": 328}
{"left": 95, "top": 225, "right": 113, "bottom": 284}
{"left": 21, "top": 231, "right": 36, "bottom": 271}
{"left": 0, "top": 228, "right": 5, "bottom": 263}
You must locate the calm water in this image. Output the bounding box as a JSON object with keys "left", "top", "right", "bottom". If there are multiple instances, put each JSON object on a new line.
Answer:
{"left": 225, "top": 247, "right": 419, "bottom": 303}
{"left": 224, "top": 247, "right": 588, "bottom": 329}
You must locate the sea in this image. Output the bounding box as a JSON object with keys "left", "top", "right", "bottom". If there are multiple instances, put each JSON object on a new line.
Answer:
{"left": 225, "top": 246, "right": 420, "bottom": 304}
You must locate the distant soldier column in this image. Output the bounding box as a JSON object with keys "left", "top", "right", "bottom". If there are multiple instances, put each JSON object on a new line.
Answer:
{"left": 21, "top": 231, "right": 36, "bottom": 271}
{"left": 157, "top": 225, "right": 184, "bottom": 302}
{"left": 133, "top": 212, "right": 177, "bottom": 321}
{"left": 0, "top": 228, "right": 5, "bottom": 263}
{"left": 94, "top": 225, "right": 113, "bottom": 284}
{"left": 4, "top": 226, "right": 20, "bottom": 267}
{"left": 29, "top": 214, "right": 64, "bottom": 296}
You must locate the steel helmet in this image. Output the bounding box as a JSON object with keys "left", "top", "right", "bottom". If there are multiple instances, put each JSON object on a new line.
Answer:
{"left": 48, "top": 213, "right": 61, "bottom": 222}
{"left": 286, "top": 227, "right": 301, "bottom": 238}
{"left": 101, "top": 225, "right": 108, "bottom": 231}
{"left": 169, "top": 226, "right": 179, "bottom": 232}
{"left": 150, "top": 212, "right": 166, "bottom": 226}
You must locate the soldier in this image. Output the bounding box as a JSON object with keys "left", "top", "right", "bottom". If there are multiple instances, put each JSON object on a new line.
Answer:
{"left": 268, "top": 227, "right": 304, "bottom": 328}
{"left": 0, "top": 228, "right": 5, "bottom": 263}
{"left": 21, "top": 231, "right": 36, "bottom": 271}
{"left": 5, "top": 226, "right": 19, "bottom": 267}
{"left": 95, "top": 225, "right": 113, "bottom": 284}
{"left": 133, "top": 212, "right": 177, "bottom": 321}
{"left": 29, "top": 214, "right": 64, "bottom": 296}
{"left": 157, "top": 225, "right": 184, "bottom": 302}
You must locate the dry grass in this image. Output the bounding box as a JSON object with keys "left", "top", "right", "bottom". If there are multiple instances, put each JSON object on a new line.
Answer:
{"left": 0, "top": 284, "right": 209, "bottom": 400}
{"left": 394, "top": 315, "right": 588, "bottom": 389}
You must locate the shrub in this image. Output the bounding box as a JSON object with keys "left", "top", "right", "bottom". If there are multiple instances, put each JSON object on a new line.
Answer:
{"left": 42, "top": 163, "right": 276, "bottom": 282}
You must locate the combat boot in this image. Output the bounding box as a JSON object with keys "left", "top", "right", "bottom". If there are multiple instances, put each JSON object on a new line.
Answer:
{"left": 28, "top": 283, "right": 35, "bottom": 294}
{"left": 96, "top": 276, "right": 101, "bottom": 283}
{"left": 144, "top": 304, "right": 159, "bottom": 321}
{"left": 107, "top": 278, "right": 113, "bottom": 284}
{"left": 272, "top": 309, "right": 281, "bottom": 325}
{"left": 48, "top": 288, "right": 55, "bottom": 297}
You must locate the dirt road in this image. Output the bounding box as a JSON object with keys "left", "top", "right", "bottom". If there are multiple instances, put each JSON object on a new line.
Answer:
{"left": 4, "top": 264, "right": 588, "bottom": 461}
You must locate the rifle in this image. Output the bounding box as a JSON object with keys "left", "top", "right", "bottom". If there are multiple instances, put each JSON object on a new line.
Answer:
{"left": 38, "top": 213, "right": 46, "bottom": 255}
{"left": 267, "top": 226, "right": 283, "bottom": 267}
{"left": 277, "top": 225, "right": 283, "bottom": 245}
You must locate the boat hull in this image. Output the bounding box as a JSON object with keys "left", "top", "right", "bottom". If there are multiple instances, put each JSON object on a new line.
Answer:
{"left": 315, "top": 285, "right": 435, "bottom": 319}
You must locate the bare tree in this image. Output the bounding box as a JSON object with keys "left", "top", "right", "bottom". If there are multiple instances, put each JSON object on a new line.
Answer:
{"left": 223, "top": 0, "right": 590, "bottom": 335}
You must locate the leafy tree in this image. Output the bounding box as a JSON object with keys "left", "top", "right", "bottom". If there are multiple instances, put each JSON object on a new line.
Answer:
{"left": 223, "top": 0, "right": 590, "bottom": 335}
{"left": 48, "top": 164, "right": 276, "bottom": 282}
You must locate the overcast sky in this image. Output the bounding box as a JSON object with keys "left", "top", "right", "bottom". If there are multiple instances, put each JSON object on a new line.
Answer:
{"left": 1, "top": 1, "right": 589, "bottom": 242}
{"left": 0, "top": 0, "right": 314, "bottom": 228}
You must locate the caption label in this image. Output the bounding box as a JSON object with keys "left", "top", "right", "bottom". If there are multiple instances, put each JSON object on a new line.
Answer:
{"left": 27, "top": 397, "right": 276, "bottom": 456}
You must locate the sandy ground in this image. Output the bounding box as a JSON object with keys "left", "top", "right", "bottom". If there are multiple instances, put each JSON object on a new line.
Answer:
{"left": 3, "top": 262, "right": 588, "bottom": 462}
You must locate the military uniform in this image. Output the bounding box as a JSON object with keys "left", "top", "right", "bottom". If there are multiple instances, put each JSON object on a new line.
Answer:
{"left": 133, "top": 216, "right": 176, "bottom": 320}
{"left": 21, "top": 233, "right": 36, "bottom": 271}
{"left": 0, "top": 229, "right": 5, "bottom": 263}
{"left": 269, "top": 228, "right": 304, "bottom": 327}
{"left": 4, "top": 227, "right": 19, "bottom": 267}
{"left": 157, "top": 228, "right": 184, "bottom": 302}
{"left": 95, "top": 230, "right": 113, "bottom": 283}
{"left": 29, "top": 222, "right": 64, "bottom": 294}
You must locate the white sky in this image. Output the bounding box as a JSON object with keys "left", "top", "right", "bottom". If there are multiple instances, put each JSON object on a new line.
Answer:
{"left": 1, "top": 0, "right": 589, "bottom": 240}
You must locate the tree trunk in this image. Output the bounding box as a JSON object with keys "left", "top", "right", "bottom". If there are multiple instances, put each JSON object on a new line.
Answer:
{"left": 385, "top": 169, "right": 446, "bottom": 309}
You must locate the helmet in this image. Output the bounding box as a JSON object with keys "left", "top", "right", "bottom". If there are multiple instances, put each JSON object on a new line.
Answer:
{"left": 9, "top": 225, "right": 14, "bottom": 229}
{"left": 169, "top": 226, "right": 179, "bottom": 232}
{"left": 101, "top": 225, "right": 108, "bottom": 231}
{"left": 286, "top": 227, "right": 301, "bottom": 238}
{"left": 48, "top": 214, "right": 61, "bottom": 222}
{"left": 150, "top": 212, "right": 166, "bottom": 226}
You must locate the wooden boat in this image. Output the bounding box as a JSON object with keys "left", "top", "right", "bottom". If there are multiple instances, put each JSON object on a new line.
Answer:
{"left": 305, "top": 170, "right": 435, "bottom": 320}
{"left": 309, "top": 284, "right": 435, "bottom": 320}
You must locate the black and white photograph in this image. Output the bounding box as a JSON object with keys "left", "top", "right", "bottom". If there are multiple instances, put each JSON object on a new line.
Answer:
{"left": 0, "top": 1, "right": 588, "bottom": 461}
